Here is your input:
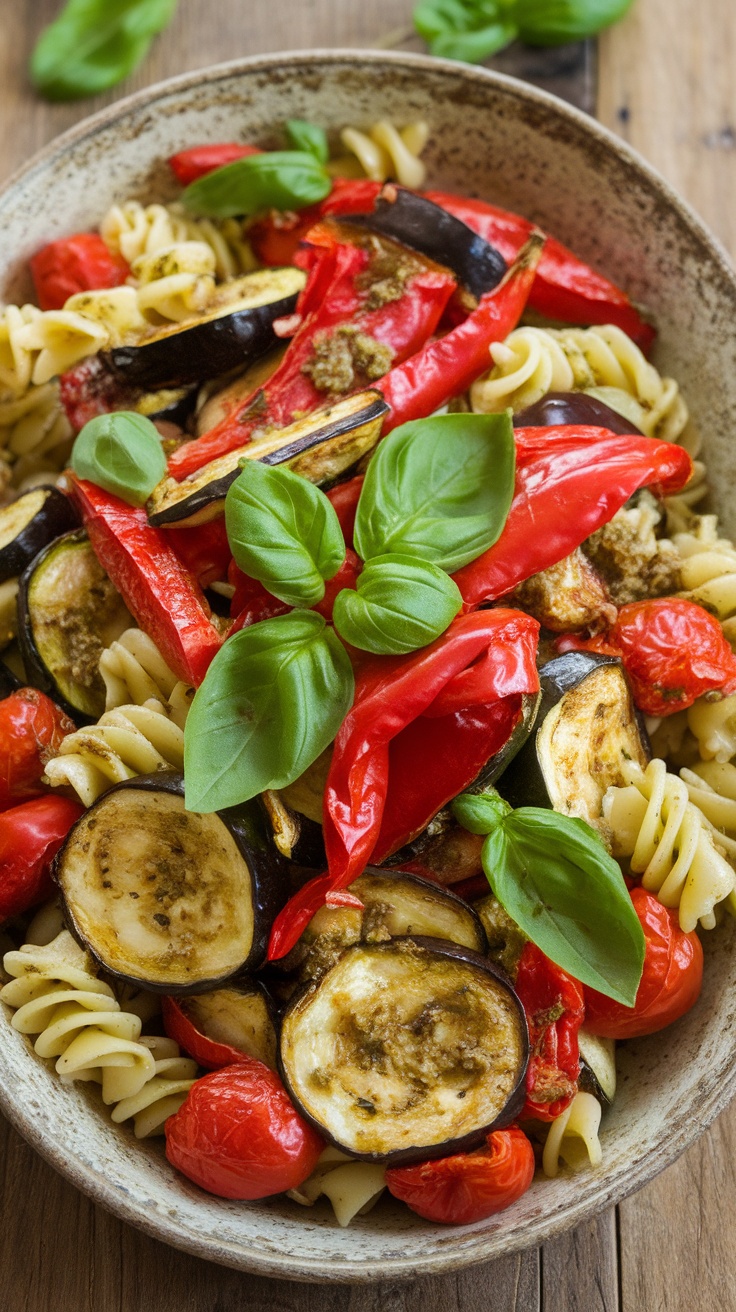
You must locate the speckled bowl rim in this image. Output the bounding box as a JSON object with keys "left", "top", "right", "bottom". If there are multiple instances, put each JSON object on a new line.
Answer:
{"left": 2, "top": 48, "right": 736, "bottom": 1283}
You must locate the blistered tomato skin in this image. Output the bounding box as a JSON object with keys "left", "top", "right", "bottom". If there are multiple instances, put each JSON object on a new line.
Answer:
{"left": 0, "top": 689, "right": 75, "bottom": 810}
{"left": 583, "top": 887, "right": 703, "bottom": 1039}
{"left": 165, "top": 1062, "right": 324, "bottom": 1200}
{"left": 385, "top": 1127, "right": 535, "bottom": 1225}
{"left": 0, "top": 794, "right": 83, "bottom": 921}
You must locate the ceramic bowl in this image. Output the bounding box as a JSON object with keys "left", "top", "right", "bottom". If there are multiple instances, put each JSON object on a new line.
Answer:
{"left": 1, "top": 50, "right": 736, "bottom": 1284}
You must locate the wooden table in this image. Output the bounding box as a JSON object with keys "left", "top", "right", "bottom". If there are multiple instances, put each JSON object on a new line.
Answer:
{"left": 1, "top": 1, "right": 735, "bottom": 1307}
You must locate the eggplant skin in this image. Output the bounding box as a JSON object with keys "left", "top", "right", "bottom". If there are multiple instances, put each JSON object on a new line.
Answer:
{"left": 0, "top": 487, "right": 79, "bottom": 584}
{"left": 279, "top": 936, "right": 529, "bottom": 1165}
{"left": 514, "top": 391, "right": 644, "bottom": 435}
{"left": 54, "top": 772, "right": 289, "bottom": 994}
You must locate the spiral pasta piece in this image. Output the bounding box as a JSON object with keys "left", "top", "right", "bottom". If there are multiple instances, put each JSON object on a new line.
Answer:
{"left": 43, "top": 701, "right": 185, "bottom": 806}
{"left": 602, "top": 759, "right": 735, "bottom": 931}
{"left": 1, "top": 933, "right": 196, "bottom": 1135}
{"left": 100, "top": 200, "right": 256, "bottom": 280}
{"left": 0, "top": 380, "right": 73, "bottom": 487}
{"left": 471, "top": 324, "right": 689, "bottom": 444}
{"left": 0, "top": 304, "right": 43, "bottom": 395}
{"left": 288, "top": 1146, "right": 386, "bottom": 1226}
{"left": 670, "top": 515, "right": 736, "bottom": 648}
{"left": 542, "top": 1092, "right": 603, "bottom": 1178}
{"left": 336, "top": 120, "right": 429, "bottom": 188}
{"left": 99, "top": 628, "right": 190, "bottom": 723}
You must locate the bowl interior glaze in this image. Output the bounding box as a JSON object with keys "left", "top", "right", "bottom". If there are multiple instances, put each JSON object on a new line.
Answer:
{"left": 1, "top": 50, "right": 736, "bottom": 1284}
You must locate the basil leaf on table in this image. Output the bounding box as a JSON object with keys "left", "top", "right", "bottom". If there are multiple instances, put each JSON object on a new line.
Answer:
{"left": 453, "top": 790, "right": 646, "bottom": 1006}
{"left": 184, "top": 611, "right": 354, "bottom": 813}
{"left": 70, "top": 411, "right": 166, "bottom": 506}
{"left": 413, "top": 0, "right": 634, "bottom": 64}
{"left": 332, "top": 553, "right": 463, "bottom": 655}
{"left": 225, "top": 461, "right": 346, "bottom": 608}
{"left": 353, "top": 412, "right": 516, "bottom": 573}
{"left": 181, "top": 151, "right": 332, "bottom": 219}
{"left": 515, "top": 0, "right": 634, "bottom": 45}
{"left": 30, "top": 0, "right": 178, "bottom": 101}
{"left": 285, "top": 119, "right": 330, "bottom": 165}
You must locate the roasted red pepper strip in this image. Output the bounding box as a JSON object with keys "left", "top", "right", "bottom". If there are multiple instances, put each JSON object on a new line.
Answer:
{"left": 168, "top": 143, "right": 261, "bottom": 186}
{"left": 326, "top": 475, "right": 364, "bottom": 548}
{"left": 556, "top": 597, "right": 736, "bottom": 716}
{"left": 69, "top": 477, "right": 223, "bottom": 687}
{"left": 0, "top": 688, "right": 76, "bottom": 811}
{"left": 454, "top": 426, "right": 692, "bottom": 609}
{"left": 166, "top": 518, "right": 232, "bottom": 590}
{"left": 30, "top": 233, "right": 130, "bottom": 312}
{"left": 267, "top": 610, "right": 540, "bottom": 960}
{"left": 378, "top": 234, "right": 543, "bottom": 433}
{"left": 168, "top": 229, "right": 456, "bottom": 480}
{"left": 0, "top": 795, "right": 84, "bottom": 922}
{"left": 514, "top": 941, "right": 585, "bottom": 1122}
{"left": 425, "top": 191, "right": 655, "bottom": 352}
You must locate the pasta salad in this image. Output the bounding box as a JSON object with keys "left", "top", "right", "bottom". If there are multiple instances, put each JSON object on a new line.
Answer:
{"left": 0, "top": 116, "right": 732, "bottom": 1230}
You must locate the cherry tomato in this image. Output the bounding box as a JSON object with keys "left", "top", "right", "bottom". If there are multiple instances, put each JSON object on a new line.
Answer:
{"left": 558, "top": 598, "right": 736, "bottom": 716}
{"left": 514, "top": 942, "right": 585, "bottom": 1122}
{"left": 0, "top": 689, "right": 76, "bottom": 811}
{"left": 583, "top": 887, "right": 703, "bottom": 1038}
{"left": 385, "top": 1127, "right": 535, "bottom": 1225}
{"left": 168, "top": 143, "right": 261, "bottom": 187}
{"left": 165, "top": 1061, "right": 324, "bottom": 1200}
{"left": 161, "top": 996, "right": 248, "bottom": 1071}
{"left": 30, "top": 233, "right": 130, "bottom": 311}
{"left": 0, "top": 795, "right": 83, "bottom": 922}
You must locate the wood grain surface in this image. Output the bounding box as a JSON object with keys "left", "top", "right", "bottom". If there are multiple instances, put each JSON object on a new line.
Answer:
{"left": 0, "top": 0, "right": 734, "bottom": 1307}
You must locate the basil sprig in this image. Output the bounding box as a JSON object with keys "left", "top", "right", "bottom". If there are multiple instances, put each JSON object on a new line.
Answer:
{"left": 225, "top": 461, "right": 345, "bottom": 608}
{"left": 30, "top": 0, "right": 178, "bottom": 102}
{"left": 285, "top": 119, "right": 329, "bottom": 165}
{"left": 184, "top": 612, "right": 353, "bottom": 813}
{"left": 453, "top": 790, "right": 645, "bottom": 1006}
{"left": 413, "top": 0, "right": 633, "bottom": 64}
{"left": 182, "top": 150, "right": 331, "bottom": 219}
{"left": 70, "top": 411, "right": 166, "bottom": 506}
{"left": 333, "top": 554, "right": 462, "bottom": 655}
{"left": 353, "top": 413, "right": 516, "bottom": 572}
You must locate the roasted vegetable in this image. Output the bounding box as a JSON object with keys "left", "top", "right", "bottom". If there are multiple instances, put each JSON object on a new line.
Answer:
{"left": 0, "top": 487, "right": 78, "bottom": 583}
{"left": 510, "top": 547, "right": 616, "bottom": 634}
{"left": 17, "top": 529, "right": 132, "bottom": 723}
{"left": 280, "top": 937, "right": 528, "bottom": 1164}
{"left": 577, "top": 1027, "right": 616, "bottom": 1106}
{"left": 260, "top": 789, "right": 326, "bottom": 868}
{"left": 147, "top": 390, "right": 389, "bottom": 527}
{"left": 499, "top": 652, "right": 649, "bottom": 825}
{"left": 162, "top": 983, "right": 278, "bottom": 1070}
{"left": 349, "top": 186, "right": 507, "bottom": 301}
{"left": 105, "top": 267, "right": 305, "bottom": 389}
{"left": 513, "top": 390, "right": 644, "bottom": 434}
{"left": 53, "top": 772, "right": 288, "bottom": 992}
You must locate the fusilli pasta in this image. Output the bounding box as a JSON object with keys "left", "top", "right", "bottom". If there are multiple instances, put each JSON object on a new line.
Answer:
{"left": 602, "top": 758, "right": 735, "bottom": 931}
{"left": 0, "top": 932, "right": 195, "bottom": 1137}
{"left": 288, "top": 1146, "right": 386, "bottom": 1226}
{"left": 100, "top": 200, "right": 256, "bottom": 280}
{"left": 332, "top": 120, "right": 429, "bottom": 189}
{"left": 470, "top": 324, "right": 689, "bottom": 445}
{"left": 671, "top": 513, "right": 736, "bottom": 648}
{"left": 44, "top": 701, "right": 185, "bottom": 806}
{"left": 0, "top": 380, "right": 73, "bottom": 485}
{"left": 99, "top": 627, "right": 191, "bottom": 724}
{"left": 542, "top": 1092, "right": 603, "bottom": 1178}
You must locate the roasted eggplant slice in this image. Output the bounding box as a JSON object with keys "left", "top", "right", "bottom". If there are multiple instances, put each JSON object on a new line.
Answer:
{"left": 349, "top": 187, "right": 507, "bottom": 300}
{"left": 280, "top": 937, "right": 528, "bottom": 1164}
{"left": 105, "top": 267, "right": 306, "bottom": 390}
{"left": 514, "top": 391, "right": 644, "bottom": 434}
{"left": 0, "top": 487, "right": 78, "bottom": 583}
{"left": 54, "top": 772, "right": 288, "bottom": 993}
{"left": 510, "top": 548, "right": 616, "bottom": 633}
{"left": 499, "top": 652, "right": 649, "bottom": 825}
{"left": 148, "top": 390, "right": 389, "bottom": 527}
{"left": 136, "top": 386, "right": 198, "bottom": 428}
{"left": 283, "top": 868, "right": 488, "bottom": 985}
{"left": 162, "top": 982, "right": 278, "bottom": 1070}
{"left": 577, "top": 1027, "right": 616, "bottom": 1106}
{"left": 18, "top": 529, "right": 132, "bottom": 723}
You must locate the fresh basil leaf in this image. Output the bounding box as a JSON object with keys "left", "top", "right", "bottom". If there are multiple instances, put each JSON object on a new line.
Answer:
{"left": 452, "top": 791, "right": 645, "bottom": 1006}
{"left": 285, "top": 119, "right": 329, "bottom": 165}
{"left": 181, "top": 151, "right": 331, "bottom": 219}
{"left": 30, "top": 0, "right": 178, "bottom": 101}
{"left": 353, "top": 412, "right": 515, "bottom": 573}
{"left": 70, "top": 410, "right": 166, "bottom": 506}
{"left": 184, "top": 611, "right": 353, "bottom": 813}
{"left": 452, "top": 789, "right": 511, "bottom": 834}
{"left": 414, "top": 0, "right": 518, "bottom": 62}
{"left": 516, "top": 0, "right": 634, "bottom": 45}
{"left": 225, "top": 461, "right": 345, "bottom": 608}
{"left": 332, "top": 553, "right": 462, "bottom": 655}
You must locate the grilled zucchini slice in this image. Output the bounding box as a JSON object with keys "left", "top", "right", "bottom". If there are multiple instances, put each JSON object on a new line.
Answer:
{"left": 0, "top": 487, "right": 78, "bottom": 583}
